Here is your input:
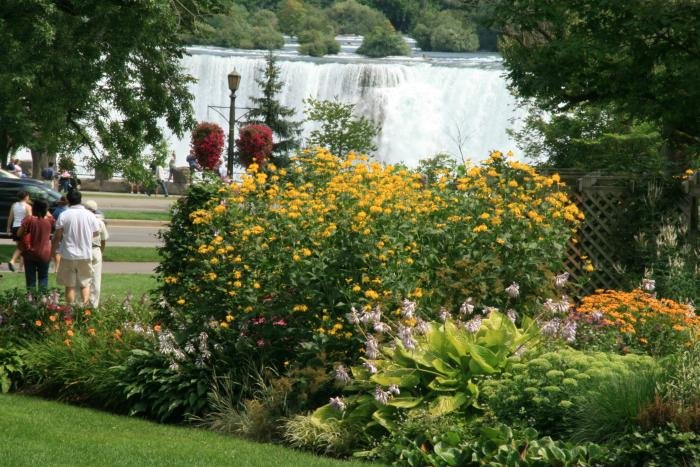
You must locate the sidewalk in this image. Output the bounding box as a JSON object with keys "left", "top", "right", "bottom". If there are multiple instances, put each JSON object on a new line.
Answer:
{"left": 103, "top": 262, "right": 158, "bottom": 274}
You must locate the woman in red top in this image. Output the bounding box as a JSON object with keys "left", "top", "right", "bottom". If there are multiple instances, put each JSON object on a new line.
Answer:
{"left": 17, "top": 199, "right": 54, "bottom": 290}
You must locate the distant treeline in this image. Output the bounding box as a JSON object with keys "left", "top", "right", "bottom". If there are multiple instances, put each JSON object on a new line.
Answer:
{"left": 181, "top": 0, "right": 498, "bottom": 57}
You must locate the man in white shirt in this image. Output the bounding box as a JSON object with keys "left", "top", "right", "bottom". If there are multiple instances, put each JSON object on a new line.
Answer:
{"left": 52, "top": 190, "right": 101, "bottom": 305}
{"left": 84, "top": 199, "right": 109, "bottom": 308}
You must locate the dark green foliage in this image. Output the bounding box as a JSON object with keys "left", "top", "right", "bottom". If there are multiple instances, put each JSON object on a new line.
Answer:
{"left": 362, "top": 0, "right": 420, "bottom": 31}
{"left": 113, "top": 348, "right": 211, "bottom": 423}
{"left": 326, "top": 0, "right": 392, "bottom": 35}
{"left": 604, "top": 425, "right": 700, "bottom": 467}
{"left": 0, "top": 0, "right": 199, "bottom": 172}
{"left": 186, "top": 6, "right": 284, "bottom": 50}
{"left": 368, "top": 416, "right": 606, "bottom": 466}
{"left": 416, "top": 153, "right": 457, "bottom": 185}
{"left": 514, "top": 105, "right": 665, "bottom": 173}
{"left": 298, "top": 31, "right": 341, "bottom": 57}
{"left": 304, "top": 98, "right": 379, "bottom": 156}
{"left": 0, "top": 347, "right": 24, "bottom": 393}
{"left": 412, "top": 10, "right": 479, "bottom": 53}
{"left": 21, "top": 331, "right": 135, "bottom": 411}
{"left": 247, "top": 52, "right": 302, "bottom": 164}
{"left": 490, "top": 0, "right": 700, "bottom": 171}
{"left": 357, "top": 27, "right": 411, "bottom": 58}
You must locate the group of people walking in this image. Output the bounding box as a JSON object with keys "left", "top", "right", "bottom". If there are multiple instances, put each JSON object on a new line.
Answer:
{"left": 7, "top": 189, "right": 109, "bottom": 307}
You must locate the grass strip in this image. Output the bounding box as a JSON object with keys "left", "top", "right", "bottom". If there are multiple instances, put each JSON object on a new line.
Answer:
{"left": 0, "top": 273, "right": 158, "bottom": 298}
{"left": 104, "top": 210, "right": 171, "bottom": 221}
{"left": 0, "top": 394, "right": 366, "bottom": 467}
{"left": 0, "top": 245, "right": 159, "bottom": 262}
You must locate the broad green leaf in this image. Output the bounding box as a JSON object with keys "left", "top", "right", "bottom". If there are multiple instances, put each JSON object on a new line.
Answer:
{"left": 433, "top": 442, "right": 459, "bottom": 466}
{"left": 428, "top": 393, "right": 468, "bottom": 416}
{"left": 387, "top": 396, "right": 424, "bottom": 408}
{"left": 371, "top": 369, "right": 420, "bottom": 387}
{"left": 311, "top": 403, "right": 342, "bottom": 421}
{"left": 431, "top": 358, "right": 457, "bottom": 376}
{"left": 372, "top": 407, "right": 396, "bottom": 431}
{"left": 468, "top": 344, "right": 500, "bottom": 374}
{"left": 443, "top": 320, "right": 472, "bottom": 356}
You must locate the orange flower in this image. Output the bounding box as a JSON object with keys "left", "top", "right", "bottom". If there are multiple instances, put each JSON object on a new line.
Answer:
{"left": 66, "top": 329, "right": 74, "bottom": 337}
{"left": 113, "top": 329, "right": 122, "bottom": 340}
{"left": 83, "top": 309, "right": 92, "bottom": 316}
{"left": 87, "top": 328, "right": 96, "bottom": 336}
{"left": 63, "top": 339, "right": 72, "bottom": 347}
{"left": 35, "top": 320, "right": 42, "bottom": 327}
{"left": 49, "top": 314, "right": 57, "bottom": 322}
{"left": 153, "top": 324, "right": 162, "bottom": 333}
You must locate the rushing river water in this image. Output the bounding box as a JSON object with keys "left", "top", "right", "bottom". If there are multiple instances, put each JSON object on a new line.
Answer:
{"left": 167, "top": 35, "right": 525, "bottom": 167}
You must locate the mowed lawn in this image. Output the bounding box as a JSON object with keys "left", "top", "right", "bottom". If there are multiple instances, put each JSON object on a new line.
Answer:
{"left": 0, "top": 245, "right": 160, "bottom": 262}
{"left": 0, "top": 394, "right": 368, "bottom": 467}
{"left": 0, "top": 273, "right": 157, "bottom": 298}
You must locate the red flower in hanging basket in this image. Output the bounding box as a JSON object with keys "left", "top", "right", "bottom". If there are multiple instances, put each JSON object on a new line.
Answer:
{"left": 236, "top": 124, "right": 273, "bottom": 167}
{"left": 190, "top": 122, "right": 225, "bottom": 170}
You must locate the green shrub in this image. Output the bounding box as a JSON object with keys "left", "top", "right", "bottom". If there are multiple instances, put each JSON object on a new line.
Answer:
{"left": 156, "top": 150, "right": 580, "bottom": 372}
{"left": 604, "top": 425, "right": 700, "bottom": 466}
{"left": 113, "top": 347, "right": 211, "bottom": 423}
{"left": 298, "top": 31, "right": 340, "bottom": 57}
{"left": 363, "top": 414, "right": 606, "bottom": 466}
{"left": 326, "top": 0, "right": 392, "bottom": 35}
{"left": 21, "top": 328, "right": 138, "bottom": 411}
{"left": 412, "top": 10, "right": 479, "bottom": 53}
{"left": 483, "top": 348, "right": 658, "bottom": 438}
{"left": 0, "top": 346, "right": 24, "bottom": 393}
{"left": 357, "top": 27, "right": 410, "bottom": 58}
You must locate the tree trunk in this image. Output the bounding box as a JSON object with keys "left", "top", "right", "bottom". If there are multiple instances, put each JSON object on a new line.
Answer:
{"left": 30, "top": 147, "right": 54, "bottom": 179}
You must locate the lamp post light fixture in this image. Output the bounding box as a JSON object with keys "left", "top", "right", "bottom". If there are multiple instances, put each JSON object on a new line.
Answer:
{"left": 227, "top": 69, "right": 241, "bottom": 177}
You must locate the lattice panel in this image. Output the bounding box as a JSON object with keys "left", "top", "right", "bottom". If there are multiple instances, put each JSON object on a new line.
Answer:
{"left": 565, "top": 189, "right": 627, "bottom": 291}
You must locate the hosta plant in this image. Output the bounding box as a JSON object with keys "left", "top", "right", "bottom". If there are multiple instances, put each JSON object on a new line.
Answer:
{"left": 290, "top": 310, "right": 539, "bottom": 448}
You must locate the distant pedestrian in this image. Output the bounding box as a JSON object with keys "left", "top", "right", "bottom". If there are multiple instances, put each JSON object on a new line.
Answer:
{"left": 168, "top": 152, "right": 177, "bottom": 182}
{"left": 52, "top": 189, "right": 101, "bottom": 305}
{"left": 17, "top": 199, "right": 54, "bottom": 290}
{"left": 41, "top": 162, "right": 56, "bottom": 188}
{"left": 186, "top": 153, "right": 198, "bottom": 183}
{"left": 58, "top": 170, "right": 72, "bottom": 192}
{"left": 6, "top": 190, "right": 32, "bottom": 272}
{"left": 84, "top": 200, "right": 109, "bottom": 308}
{"left": 11, "top": 158, "right": 23, "bottom": 177}
{"left": 154, "top": 163, "right": 169, "bottom": 197}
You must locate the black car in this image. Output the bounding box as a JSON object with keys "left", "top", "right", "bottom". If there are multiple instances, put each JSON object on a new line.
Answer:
{"left": 0, "top": 174, "right": 61, "bottom": 237}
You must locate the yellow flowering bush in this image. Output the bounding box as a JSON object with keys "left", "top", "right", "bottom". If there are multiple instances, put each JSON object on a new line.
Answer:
{"left": 156, "top": 149, "right": 581, "bottom": 367}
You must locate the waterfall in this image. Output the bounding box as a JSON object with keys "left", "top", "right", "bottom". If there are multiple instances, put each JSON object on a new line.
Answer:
{"left": 168, "top": 45, "right": 525, "bottom": 167}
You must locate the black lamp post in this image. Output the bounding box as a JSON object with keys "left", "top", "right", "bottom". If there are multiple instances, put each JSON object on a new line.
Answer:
{"left": 227, "top": 69, "right": 241, "bottom": 177}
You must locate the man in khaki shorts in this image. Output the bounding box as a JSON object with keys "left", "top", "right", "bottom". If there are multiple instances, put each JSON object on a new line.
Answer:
{"left": 52, "top": 189, "right": 101, "bottom": 305}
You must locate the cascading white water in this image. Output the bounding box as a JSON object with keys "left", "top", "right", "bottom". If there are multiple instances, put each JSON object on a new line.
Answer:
{"left": 169, "top": 44, "right": 525, "bottom": 167}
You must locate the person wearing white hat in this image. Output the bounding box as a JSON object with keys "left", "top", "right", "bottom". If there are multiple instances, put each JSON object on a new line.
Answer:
{"left": 84, "top": 199, "right": 109, "bottom": 308}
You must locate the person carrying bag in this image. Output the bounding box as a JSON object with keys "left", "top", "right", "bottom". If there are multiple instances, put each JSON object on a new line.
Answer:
{"left": 17, "top": 199, "right": 54, "bottom": 290}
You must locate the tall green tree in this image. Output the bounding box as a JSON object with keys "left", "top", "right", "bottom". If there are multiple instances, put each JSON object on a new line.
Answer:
{"left": 304, "top": 98, "right": 380, "bottom": 157}
{"left": 489, "top": 0, "right": 700, "bottom": 171}
{"left": 0, "top": 0, "right": 220, "bottom": 176}
{"left": 248, "top": 52, "right": 302, "bottom": 165}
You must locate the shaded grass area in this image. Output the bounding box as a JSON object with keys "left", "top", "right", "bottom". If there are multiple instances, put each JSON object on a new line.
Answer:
{"left": 104, "top": 210, "right": 171, "bottom": 221}
{"left": 0, "top": 273, "right": 157, "bottom": 298}
{"left": 0, "top": 394, "right": 365, "bottom": 467}
{"left": 0, "top": 245, "right": 160, "bottom": 262}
